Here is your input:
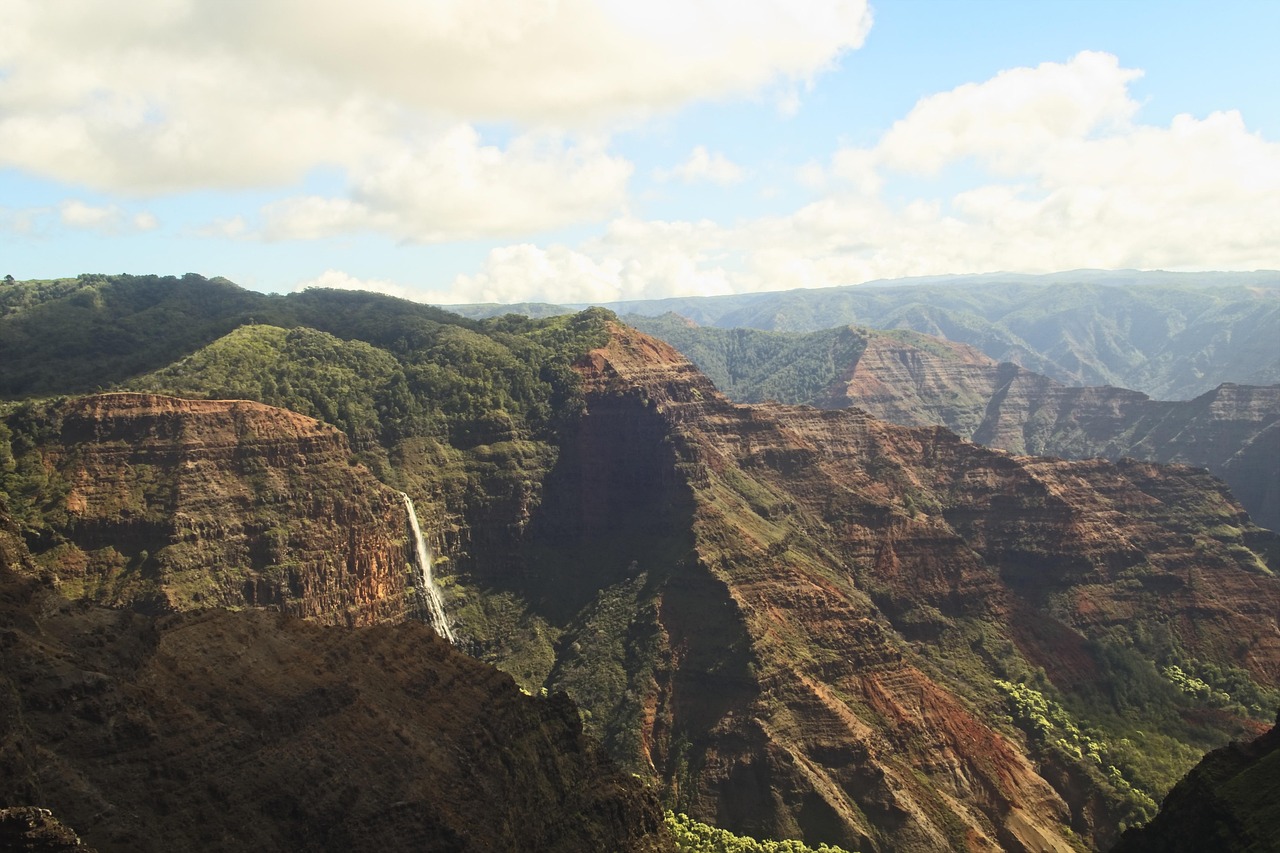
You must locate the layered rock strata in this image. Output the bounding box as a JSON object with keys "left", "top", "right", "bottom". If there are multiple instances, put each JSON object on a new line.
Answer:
{"left": 545, "top": 323, "right": 1280, "bottom": 853}
{"left": 821, "top": 334, "right": 1280, "bottom": 531}
{"left": 5, "top": 393, "right": 410, "bottom": 625}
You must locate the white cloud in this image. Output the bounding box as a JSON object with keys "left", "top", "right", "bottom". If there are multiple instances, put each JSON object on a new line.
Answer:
{"left": 0, "top": 207, "right": 49, "bottom": 236}
{"left": 262, "top": 129, "right": 632, "bottom": 242}
{"left": 0, "top": 0, "right": 870, "bottom": 243}
{"left": 452, "top": 219, "right": 738, "bottom": 304}
{"left": 656, "top": 146, "right": 747, "bottom": 186}
{"left": 441, "top": 51, "right": 1280, "bottom": 304}
{"left": 194, "top": 216, "right": 251, "bottom": 240}
{"left": 57, "top": 200, "right": 158, "bottom": 234}
{"left": 876, "top": 51, "right": 1141, "bottom": 175}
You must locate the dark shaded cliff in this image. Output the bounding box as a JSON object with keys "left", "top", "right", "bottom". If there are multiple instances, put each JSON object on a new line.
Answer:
{"left": 1, "top": 393, "right": 412, "bottom": 625}
{"left": 1110, "top": 717, "right": 1280, "bottom": 853}
{"left": 0, "top": 521, "right": 670, "bottom": 853}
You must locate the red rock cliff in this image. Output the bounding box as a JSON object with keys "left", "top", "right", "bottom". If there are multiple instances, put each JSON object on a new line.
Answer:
{"left": 10, "top": 393, "right": 412, "bottom": 626}
{"left": 559, "top": 323, "right": 1280, "bottom": 853}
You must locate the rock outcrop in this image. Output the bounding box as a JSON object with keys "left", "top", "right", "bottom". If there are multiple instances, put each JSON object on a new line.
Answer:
{"left": 3, "top": 393, "right": 412, "bottom": 625}
{"left": 0, "top": 807, "right": 97, "bottom": 852}
{"left": 519, "top": 323, "right": 1280, "bottom": 853}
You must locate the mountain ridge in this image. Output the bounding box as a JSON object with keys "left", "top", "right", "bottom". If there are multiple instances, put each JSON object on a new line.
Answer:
{"left": 626, "top": 314, "right": 1280, "bottom": 532}
{"left": 446, "top": 270, "right": 1280, "bottom": 400}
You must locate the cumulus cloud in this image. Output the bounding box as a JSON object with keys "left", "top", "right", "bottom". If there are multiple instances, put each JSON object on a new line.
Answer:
{"left": 0, "top": 0, "right": 870, "bottom": 241}
{"left": 453, "top": 220, "right": 738, "bottom": 304}
{"left": 58, "top": 200, "right": 159, "bottom": 234}
{"left": 262, "top": 129, "right": 631, "bottom": 242}
{"left": 444, "top": 51, "right": 1280, "bottom": 304}
{"left": 655, "top": 147, "right": 747, "bottom": 186}
{"left": 875, "top": 51, "right": 1141, "bottom": 175}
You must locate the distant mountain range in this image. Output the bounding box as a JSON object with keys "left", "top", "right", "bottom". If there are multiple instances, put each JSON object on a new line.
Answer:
{"left": 627, "top": 314, "right": 1280, "bottom": 533}
{"left": 448, "top": 270, "right": 1280, "bottom": 400}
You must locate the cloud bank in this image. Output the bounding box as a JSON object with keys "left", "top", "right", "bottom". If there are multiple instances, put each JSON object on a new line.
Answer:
{"left": 0, "top": 0, "right": 871, "bottom": 241}
{"left": 441, "top": 52, "right": 1280, "bottom": 304}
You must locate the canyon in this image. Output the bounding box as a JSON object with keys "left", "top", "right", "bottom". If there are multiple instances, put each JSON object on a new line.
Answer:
{"left": 0, "top": 424, "right": 668, "bottom": 853}
{"left": 629, "top": 316, "right": 1280, "bottom": 533}
{"left": 529, "top": 323, "right": 1278, "bottom": 851}
{"left": 2, "top": 276, "right": 1278, "bottom": 851}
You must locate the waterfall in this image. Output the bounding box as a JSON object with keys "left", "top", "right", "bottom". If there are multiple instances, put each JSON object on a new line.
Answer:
{"left": 400, "top": 492, "right": 456, "bottom": 644}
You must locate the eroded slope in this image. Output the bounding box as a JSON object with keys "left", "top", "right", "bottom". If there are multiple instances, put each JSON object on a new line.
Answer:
{"left": 551, "top": 323, "right": 1279, "bottom": 853}
{"left": 2, "top": 393, "right": 411, "bottom": 625}
{"left": 0, "top": 557, "right": 669, "bottom": 853}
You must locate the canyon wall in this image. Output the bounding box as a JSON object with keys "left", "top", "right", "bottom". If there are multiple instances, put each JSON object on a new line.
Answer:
{"left": 823, "top": 335, "right": 1280, "bottom": 532}
{"left": 0, "top": 523, "right": 668, "bottom": 852}
{"left": 521, "top": 323, "right": 1280, "bottom": 853}
{"left": 3, "top": 393, "right": 411, "bottom": 625}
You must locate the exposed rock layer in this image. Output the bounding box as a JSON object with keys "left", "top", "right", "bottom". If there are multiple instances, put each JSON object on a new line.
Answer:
{"left": 538, "top": 323, "right": 1280, "bottom": 853}
{"left": 6, "top": 393, "right": 411, "bottom": 625}
{"left": 821, "top": 334, "right": 1280, "bottom": 532}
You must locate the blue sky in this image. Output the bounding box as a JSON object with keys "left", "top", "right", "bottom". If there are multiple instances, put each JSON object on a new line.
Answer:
{"left": 2, "top": 0, "right": 1278, "bottom": 305}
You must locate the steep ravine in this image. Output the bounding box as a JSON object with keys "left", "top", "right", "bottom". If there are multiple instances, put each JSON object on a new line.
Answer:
{"left": 507, "top": 323, "right": 1280, "bottom": 853}
{"left": 3, "top": 332, "right": 1278, "bottom": 852}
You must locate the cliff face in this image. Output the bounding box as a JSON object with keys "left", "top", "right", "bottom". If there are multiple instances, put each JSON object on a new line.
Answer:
{"left": 819, "top": 334, "right": 1280, "bottom": 531}
{"left": 536, "top": 324, "right": 1280, "bottom": 853}
{"left": 0, "top": 550, "right": 669, "bottom": 853}
{"left": 1109, "top": 718, "right": 1280, "bottom": 853}
{"left": 3, "top": 393, "right": 411, "bottom": 626}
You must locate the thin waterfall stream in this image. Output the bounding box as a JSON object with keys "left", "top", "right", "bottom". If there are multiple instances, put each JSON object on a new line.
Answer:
{"left": 400, "top": 492, "right": 456, "bottom": 644}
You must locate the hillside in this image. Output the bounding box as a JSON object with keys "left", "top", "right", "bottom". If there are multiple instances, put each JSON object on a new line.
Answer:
{"left": 0, "top": 510, "right": 669, "bottom": 853}
{"left": 544, "top": 323, "right": 1278, "bottom": 851}
{"left": 1110, "top": 716, "right": 1280, "bottom": 853}
{"left": 628, "top": 314, "right": 1280, "bottom": 532}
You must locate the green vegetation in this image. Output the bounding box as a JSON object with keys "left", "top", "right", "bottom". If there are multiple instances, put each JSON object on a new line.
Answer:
{"left": 665, "top": 812, "right": 854, "bottom": 853}
{"left": 0, "top": 274, "right": 264, "bottom": 396}
{"left": 615, "top": 273, "right": 1280, "bottom": 399}
{"left": 995, "top": 678, "right": 1160, "bottom": 824}
{"left": 0, "top": 275, "right": 611, "bottom": 437}
{"left": 121, "top": 297, "right": 612, "bottom": 454}
{"left": 1162, "top": 657, "right": 1280, "bottom": 720}
{"left": 625, "top": 314, "right": 867, "bottom": 404}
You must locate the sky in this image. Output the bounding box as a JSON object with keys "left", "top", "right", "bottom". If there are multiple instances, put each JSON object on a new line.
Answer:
{"left": 2, "top": 0, "right": 1278, "bottom": 306}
